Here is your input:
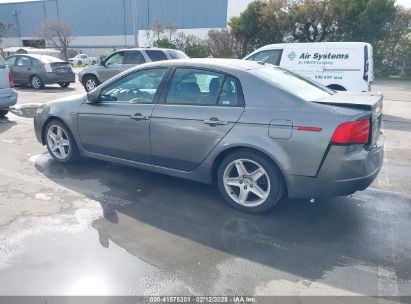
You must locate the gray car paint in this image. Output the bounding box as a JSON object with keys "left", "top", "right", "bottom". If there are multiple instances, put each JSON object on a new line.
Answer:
{"left": 0, "top": 55, "right": 17, "bottom": 110}
{"left": 78, "top": 48, "right": 188, "bottom": 86}
{"left": 34, "top": 59, "right": 384, "bottom": 199}
{"left": 5, "top": 54, "right": 75, "bottom": 86}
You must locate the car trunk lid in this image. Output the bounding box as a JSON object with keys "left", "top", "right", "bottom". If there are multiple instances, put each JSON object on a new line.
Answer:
{"left": 315, "top": 91, "right": 383, "bottom": 146}
{"left": 50, "top": 62, "right": 72, "bottom": 74}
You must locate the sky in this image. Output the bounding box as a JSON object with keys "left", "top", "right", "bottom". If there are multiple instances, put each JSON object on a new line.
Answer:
{"left": 0, "top": 0, "right": 409, "bottom": 8}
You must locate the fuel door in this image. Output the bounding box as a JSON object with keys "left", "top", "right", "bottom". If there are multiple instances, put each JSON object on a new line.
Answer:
{"left": 268, "top": 119, "right": 293, "bottom": 140}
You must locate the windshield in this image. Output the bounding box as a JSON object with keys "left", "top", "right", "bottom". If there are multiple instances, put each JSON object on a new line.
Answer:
{"left": 251, "top": 65, "right": 335, "bottom": 101}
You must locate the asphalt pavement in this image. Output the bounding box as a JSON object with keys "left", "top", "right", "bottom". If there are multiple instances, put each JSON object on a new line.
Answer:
{"left": 0, "top": 79, "right": 410, "bottom": 300}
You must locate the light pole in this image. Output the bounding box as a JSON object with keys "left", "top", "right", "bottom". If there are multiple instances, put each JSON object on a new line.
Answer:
{"left": 12, "top": 10, "right": 21, "bottom": 46}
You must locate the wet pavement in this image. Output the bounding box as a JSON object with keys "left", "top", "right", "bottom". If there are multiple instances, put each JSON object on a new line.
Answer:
{"left": 0, "top": 80, "right": 410, "bottom": 298}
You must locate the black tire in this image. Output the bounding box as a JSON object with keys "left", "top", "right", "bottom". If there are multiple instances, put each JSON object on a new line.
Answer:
{"left": 0, "top": 110, "right": 8, "bottom": 117}
{"left": 44, "top": 119, "right": 80, "bottom": 163}
{"left": 78, "top": 60, "right": 83, "bottom": 65}
{"left": 83, "top": 75, "right": 99, "bottom": 92}
{"left": 92, "top": 60, "right": 96, "bottom": 65}
{"left": 217, "top": 149, "right": 284, "bottom": 213}
{"left": 30, "top": 75, "right": 44, "bottom": 89}
{"left": 58, "top": 82, "right": 70, "bottom": 88}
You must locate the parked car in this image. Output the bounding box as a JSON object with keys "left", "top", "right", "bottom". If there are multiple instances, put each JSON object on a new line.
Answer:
{"left": 68, "top": 54, "right": 98, "bottom": 66}
{"left": 4, "top": 54, "right": 75, "bottom": 89}
{"left": 244, "top": 42, "right": 374, "bottom": 92}
{"left": 34, "top": 59, "right": 384, "bottom": 213}
{"left": 0, "top": 55, "right": 18, "bottom": 117}
{"left": 78, "top": 48, "right": 188, "bottom": 92}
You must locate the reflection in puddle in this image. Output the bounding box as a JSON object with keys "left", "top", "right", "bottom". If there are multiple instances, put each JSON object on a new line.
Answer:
{"left": 10, "top": 103, "right": 41, "bottom": 118}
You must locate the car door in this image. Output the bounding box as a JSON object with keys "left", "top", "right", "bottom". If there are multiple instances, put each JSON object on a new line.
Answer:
{"left": 99, "top": 51, "right": 125, "bottom": 82}
{"left": 150, "top": 67, "right": 245, "bottom": 171}
{"left": 13, "top": 56, "right": 33, "bottom": 84}
{"left": 77, "top": 67, "right": 168, "bottom": 163}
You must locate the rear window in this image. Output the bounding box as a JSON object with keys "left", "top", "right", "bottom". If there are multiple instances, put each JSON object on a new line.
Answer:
{"left": 166, "top": 50, "right": 189, "bottom": 59}
{"left": 145, "top": 50, "right": 168, "bottom": 62}
{"left": 251, "top": 66, "right": 335, "bottom": 101}
{"left": 37, "top": 55, "right": 65, "bottom": 63}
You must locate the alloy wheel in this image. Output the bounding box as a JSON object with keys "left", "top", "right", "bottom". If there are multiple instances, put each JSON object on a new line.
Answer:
{"left": 85, "top": 79, "right": 97, "bottom": 91}
{"left": 31, "top": 76, "right": 42, "bottom": 89}
{"left": 223, "top": 159, "right": 271, "bottom": 207}
{"left": 46, "top": 125, "right": 71, "bottom": 160}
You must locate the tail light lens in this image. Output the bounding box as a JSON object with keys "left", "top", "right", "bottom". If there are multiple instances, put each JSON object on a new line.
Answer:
{"left": 8, "top": 71, "right": 14, "bottom": 88}
{"left": 331, "top": 119, "right": 370, "bottom": 144}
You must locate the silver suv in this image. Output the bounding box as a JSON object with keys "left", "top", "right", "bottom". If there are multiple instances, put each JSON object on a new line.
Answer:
{"left": 0, "top": 55, "right": 17, "bottom": 117}
{"left": 78, "top": 48, "right": 188, "bottom": 92}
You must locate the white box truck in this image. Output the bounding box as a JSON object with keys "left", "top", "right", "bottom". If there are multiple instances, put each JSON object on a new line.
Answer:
{"left": 244, "top": 42, "right": 374, "bottom": 92}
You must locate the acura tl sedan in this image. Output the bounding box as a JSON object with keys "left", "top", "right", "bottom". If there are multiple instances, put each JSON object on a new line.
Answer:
{"left": 34, "top": 59, "right": 384, "bottom": 213}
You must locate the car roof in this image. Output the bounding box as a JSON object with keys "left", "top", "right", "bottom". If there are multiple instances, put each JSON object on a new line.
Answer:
{"left": 138, "top": 58, "right": 265, "bottom": 72}
{"left": 116, "top": 47, "right": 181, "bottom": 52}
{"left": 9, "top": 54, "right": 64, "bottom": 63}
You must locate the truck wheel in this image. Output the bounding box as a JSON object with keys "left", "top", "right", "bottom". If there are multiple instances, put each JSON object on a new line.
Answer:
{"left": 92, "top": 60, "right": 96, "bottom": 65}
{"left": 30, "top": 75, "right": 44, "bottom": 89}
{"left": 83, "top": 75, "right": 99, "bottom": 92}
{"left": 77, "top": 60, "right": 83, "bottom": 66}
{"left": 59, "top": 82, "right": 70, "bottom": 88}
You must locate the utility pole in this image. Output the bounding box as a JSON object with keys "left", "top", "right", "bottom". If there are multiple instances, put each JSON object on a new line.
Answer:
{"left": 12, "top": 10, "right": 21, "bottom": 46}
{"left": 133, "top": 0, "right": 139, "bottom": 47}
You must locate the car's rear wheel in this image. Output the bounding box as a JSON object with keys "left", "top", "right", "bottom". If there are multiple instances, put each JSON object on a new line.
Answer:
{"left": 59, "top": 82, "right": 70, "bottom": 88}
{"left": 30, "top": 75, "right": 44, "bottom": 89}
{"left": 217, "top": 150, "right": 284, "bottom": 213}
{"left": 0, "top": 110, "right": 8, "bottom": 117}
{"left": 83, "top": 75, "right": 99, "bottom": 92}
{"left": 45, "top": 120, "right": 79, "bottom": 163}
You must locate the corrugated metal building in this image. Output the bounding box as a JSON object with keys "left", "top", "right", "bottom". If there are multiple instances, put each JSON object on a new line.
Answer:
{"left": 0, "top": 0, "right": 251, "bottom": 54}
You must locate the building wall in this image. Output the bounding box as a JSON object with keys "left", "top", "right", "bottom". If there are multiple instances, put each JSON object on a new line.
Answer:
{"left": 0, "top": 0, "right": 228, "bottom": 38}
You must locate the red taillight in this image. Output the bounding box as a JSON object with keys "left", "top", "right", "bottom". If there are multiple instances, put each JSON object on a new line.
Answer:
{"left": 8, "top": 71, "right": 14, "bottom": 88}
{"left": 331, "top": 119, "right": 370, "bottom": 144}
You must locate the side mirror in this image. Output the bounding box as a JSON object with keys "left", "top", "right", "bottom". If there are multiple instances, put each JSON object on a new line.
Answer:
{"left": 86, "top": 90, "right": 100, "bottom": 103}
{"left": 100, "top": 60, "right": 105, "bottom": 66}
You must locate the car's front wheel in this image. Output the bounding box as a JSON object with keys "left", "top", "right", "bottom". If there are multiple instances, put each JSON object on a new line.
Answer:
{"left": 217, "top": 150, "right": 284, "bottom": 213}
{"left": 30, "top": 75, "right": 44, "bottom": 89}
{"left": 83, "top": 75, "right": 99, "bottom": 92}
{"left": 45, "top": 120, "right": 79, "bottom": 163}
{"left": 58, "top": 82, "right": 70, "bottom": 88}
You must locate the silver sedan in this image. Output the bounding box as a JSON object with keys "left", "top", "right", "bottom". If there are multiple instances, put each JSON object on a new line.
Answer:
{"left": 34, "top": 59, "right": 384, "bottom": 213}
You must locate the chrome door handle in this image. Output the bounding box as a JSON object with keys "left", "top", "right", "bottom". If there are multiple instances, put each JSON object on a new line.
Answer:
{"left": 204, "top": 117, "right": 228, "bottom": 125}
{"left": 130, "top": 113, "right": 149, "bottom": 120}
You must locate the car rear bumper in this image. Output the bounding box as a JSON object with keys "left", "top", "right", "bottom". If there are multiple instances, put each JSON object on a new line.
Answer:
{"left": 0, "top": 89, "right": 18, "bottom": 109}
{"left": 42, "top": 72, "right": 75, "bottom": 84}
{"left": 287, "top": 132, "right": 384, "bottom": 198}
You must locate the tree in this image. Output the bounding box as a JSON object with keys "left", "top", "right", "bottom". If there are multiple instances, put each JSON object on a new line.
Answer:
{"left": 207, "top": 29, "right": 236, "bottom": 58}
{"left": 0, "top": 22, "right": 14, "bottom": 49}
{"left": 229, "top": 0, "right": 268, "bottom": 57}
{"left": 38, "top": 19, "right": 73, "bottom": 60}
{"left": 332, "top": 0, "right": 396, "bottom": 44}
{"left": 289, "top": 0, "right": 336, "bottom": 42}
{"left": 184, "top": 35, "right": 210, "bottom": 58}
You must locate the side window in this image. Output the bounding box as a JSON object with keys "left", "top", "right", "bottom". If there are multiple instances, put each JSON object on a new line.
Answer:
{"left": 16, "top": 56, "right": 32, "bottom": 66}
{"left": 166, "top": 68, "right": 225, "bottom": 105}
{"left": 252, "top": 50, "right": 283, "bottom": 65}
{"left": 105, "top": 52, "right": 125, "bottom": 66}
{"left": 145, "top": 50, "right": 168, "bottom": 62}
{"left": 100, "top": 68, "right": 167, "bottom": 104}
{"left": 124, "top": 51, "right": 146, "bottom": 64}
{"left": 218, "top": 77, "right": 240, "bottom": 106}
{"left": 4, "top": 56, "right": 16, "bottom": 67}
